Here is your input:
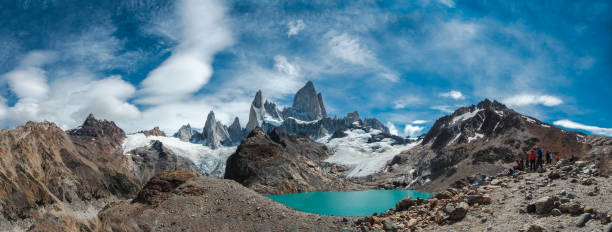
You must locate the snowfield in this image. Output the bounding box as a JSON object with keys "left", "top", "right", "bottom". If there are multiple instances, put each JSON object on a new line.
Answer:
{"left": 318, "top": 129, "right": 419, "bottom": 178}
{"left": 122, "top": 133, "right": 236, "bottom": 177}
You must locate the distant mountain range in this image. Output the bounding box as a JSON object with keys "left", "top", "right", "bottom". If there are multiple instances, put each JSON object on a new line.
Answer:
{"left": 172, "top": 81, "right": 390, "bottom": 149}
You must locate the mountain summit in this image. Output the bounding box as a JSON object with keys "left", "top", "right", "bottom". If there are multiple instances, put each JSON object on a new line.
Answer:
{"left": 179, "top": 81, "right": 390, "bottom": 149}
{"left": 289, "top": 81, "right": 327, "bottom": 121}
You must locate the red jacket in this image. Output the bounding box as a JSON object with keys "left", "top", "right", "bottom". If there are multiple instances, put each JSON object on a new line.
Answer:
{"left": 528, "top": 151, "right": 536, "bottom": 160}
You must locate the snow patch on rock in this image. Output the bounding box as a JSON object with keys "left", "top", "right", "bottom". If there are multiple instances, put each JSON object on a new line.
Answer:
{"left": 452, "top": 109, "right": 483, "bottom": 124}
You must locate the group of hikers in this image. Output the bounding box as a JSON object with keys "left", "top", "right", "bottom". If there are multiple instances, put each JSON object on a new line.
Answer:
{"left": 514, "top": 147, "right": 561, "bottom": 172}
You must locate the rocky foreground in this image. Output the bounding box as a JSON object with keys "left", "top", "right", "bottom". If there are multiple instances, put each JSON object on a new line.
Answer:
{"left": 24, "top": 168, "right": 355, "bottom": 232}
{"left": 353, "top": 159, "right": 612, "bottom": 232}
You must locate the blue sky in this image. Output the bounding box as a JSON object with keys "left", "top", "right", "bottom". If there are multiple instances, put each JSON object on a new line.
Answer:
{"left": 0, "top": 0, "right": 611, "bottom": 137}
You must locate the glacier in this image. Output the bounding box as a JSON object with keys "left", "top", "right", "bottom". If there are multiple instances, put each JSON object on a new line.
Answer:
{"left": 318, "top": 128, "right": 419, "bottom": 178}
{"left": 123, "top": 133, "right": 236, "bottom": 177}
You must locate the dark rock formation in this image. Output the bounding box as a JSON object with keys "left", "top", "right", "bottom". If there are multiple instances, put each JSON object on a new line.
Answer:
{"left": 228, "top": 117, "right": 245, "bottom": 144}
{"left": 132, "top": 168, "right": 198, "bottom": 207}
{"left": 224, "top": 128, "right": 359, "bottom": 194}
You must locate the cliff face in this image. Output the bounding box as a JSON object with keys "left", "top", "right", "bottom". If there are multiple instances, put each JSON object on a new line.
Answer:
{"left": 0, "top": 114, "right": 140, "bottom": 220}
{"left": 224, "top": 128, "right": 359, "bottom": 194}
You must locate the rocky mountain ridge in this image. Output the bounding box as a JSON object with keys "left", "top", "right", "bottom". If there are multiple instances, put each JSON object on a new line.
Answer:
{"left": 174, "top": 81, "right": 390, "bottom": 149}
{"left": 366, "top": 99, "right": 612, "bottom": 192}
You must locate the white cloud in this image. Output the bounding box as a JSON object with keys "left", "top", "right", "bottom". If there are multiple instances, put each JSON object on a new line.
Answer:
{"left": 553, "top": 119, "right": 612, "bottom": 137}
{"left": 3, "top": 67, "right": 50, "bottom": 100}
{"left": 386, "top": 122, "right": 399, "bottom": 135}
{"left": 403, "top": 124, "right": 424, "bottom": 137}
{"left": 437, "top": 0, "right": 455, "bottom": 8}
{"left": 412, "top": 120, "right": 428, "bottom": 124}
{"left": 274, "top": 55, "right": 300, "bottom": 77}
{"left": 287, "top": 19, "right": 305, "bottom": 36}
{"left": 393, "top": 96, "right": 421, "bottom": 109}
{"left": 327, "top": 32, "right": 374, "bottom": 66}
{"left": 431, "top": 105, "right": 454, "bottom": 113}
{"left": 504, "top": 94, "right": 563, "bottom": 107}
{"left": 137, "top": 0, "right": 233, "bottom": 105}
{"left": 440, "top": 90, "right": 464, "bottom": 100}
{"left": 0, "top": 97, "right": 7, "bottom": 120}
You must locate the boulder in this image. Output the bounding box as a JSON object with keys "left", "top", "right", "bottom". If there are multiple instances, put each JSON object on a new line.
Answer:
{"left": 548, "top": 171, "right": 561, "bottom": 179}
{"left": 577, "top": 213, "right": 592, "bottom": 227}
{"left": 560, "top": 202, "right": 584, "bottom": 215}
{"left": 551, "top": 209, "right": 561, "bottom": 216}
{"left": 434, "top": 191, "right": 453, "bottom": 200}
{"left": 396, "top": 197, "right": 416, "bottom": 210}
{"left": 535, "top": 196, "right": 556, "bottom": 214}
{"left": 467, "top": 194, "right": 491, "bottom": 205}
{"left": 449, "top": 202, "right": 469, "bottom": 221}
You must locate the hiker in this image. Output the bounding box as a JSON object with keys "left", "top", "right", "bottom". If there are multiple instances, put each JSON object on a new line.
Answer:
{"left": 509, "top": 168, "right": 515, "bottom": 175}
{"left": 537, "top": 148, "right": 543, "bottom": 169}
{"left": 555, "top": 152, "right": 560, "bottom": 163}
{"left": 528, "top": 149, "right": 537, "bottom": 171}
{"left": 547, "top": 152, "right": 553, "bottom": 164}
{"left": 515, "top": 159, "right": 521, "bottom": 170}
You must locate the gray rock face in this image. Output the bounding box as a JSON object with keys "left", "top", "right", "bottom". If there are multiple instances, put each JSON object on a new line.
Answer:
{"left": 246, "top": 90, "right": 266, "bottom": 132}
{"left": 287, "top": 81, "right": 327, "bottom": 121}
{"left": 173, "top": 124, "right": 195, "bottom": 142}
{"left": 228, "top": 117, "right": 245, "bottom": 144}
{"left": 202, "top": 111, "right": 231, "bottom": 149}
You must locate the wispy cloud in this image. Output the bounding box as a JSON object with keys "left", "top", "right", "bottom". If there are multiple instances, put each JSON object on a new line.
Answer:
{"left": 393, "top": 96, "right": 421, "bottom": 109}
{"left": 287, "top": 19, "right": 305, "bottom": 37}
{"left": 436, "top": 0, "right": 455, "bottom": 8}
{"left": 137, "top": 0, "right": 233, "bottom": 105}
{"left": 440, "top": 90, "right": 464, "bottom": 100}
{"left": 553, "top": 119, "right": 612, "bottom": 137}
{"left": 504, "top": 94, "right": 563, "bottom": 107}
{"left": 431, "top": 105, "right": 454, "bottom": 113}
{"left": 412, "top": 120, "right": 428, "bottom": 124}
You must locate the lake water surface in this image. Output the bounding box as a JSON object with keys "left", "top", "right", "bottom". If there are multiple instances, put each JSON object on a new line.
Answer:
{"left": 267, "top": 189, "right": 433, "bottom": 216}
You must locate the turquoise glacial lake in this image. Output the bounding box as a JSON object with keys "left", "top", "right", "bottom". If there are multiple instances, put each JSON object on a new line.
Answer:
{"left": 267, "top": 190, "right": 433, "bottom": 217}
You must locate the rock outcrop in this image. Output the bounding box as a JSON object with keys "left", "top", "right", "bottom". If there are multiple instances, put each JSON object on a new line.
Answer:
{"left": 139, "top": 126, "right": 166, "bottom": 137}
{"left": 0, "top": 114, "right": 140, "bottom": 222}
{"left": 201, "top": 111, "right": 231, "bottom": 149}
{"left": 125, "top": 141, "right": 200, "bottom": 186}
{"left": 224, "top": 127, "right": 360, "bottom": 194}
{"left": 173, "top": 124, "right": 195, "bottom": 142}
